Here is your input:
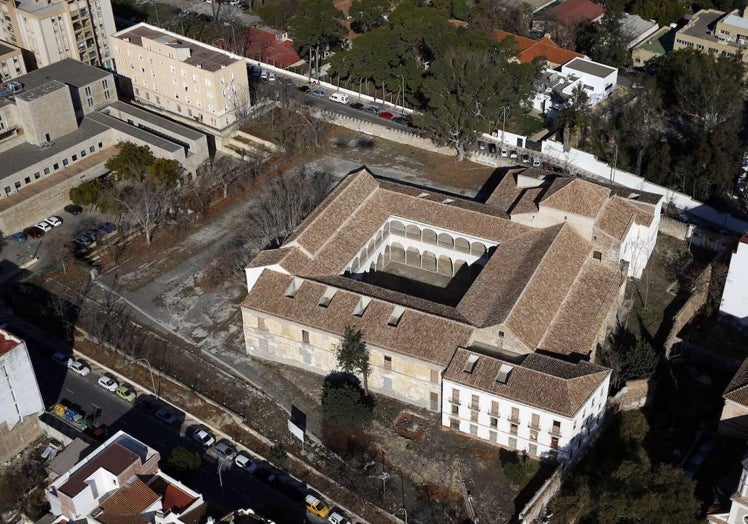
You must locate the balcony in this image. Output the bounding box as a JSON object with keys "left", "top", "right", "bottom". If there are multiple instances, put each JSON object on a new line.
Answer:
{"left": 449, "top": 397, "right": 460, "bottom": 405}
{"left": 527, "top": 422, "right": 541, "bottom": 431}
{"left": 509, "top": 417, "right": 520, "bottom": 425}
{"left": 469, "top": 403, "right": 479, "bottom": 411}
{"left": 550, "top": 427, "right": 561, "bottom": 437}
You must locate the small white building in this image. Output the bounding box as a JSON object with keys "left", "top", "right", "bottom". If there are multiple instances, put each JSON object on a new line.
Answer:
{"left": 720, "top": 236, "right": 748, "bottom": 326}
{"left": 708, "top": 452, "right": 748, "bottom": 523}
{"left": 442, "top": 349, "right": 610, "bottom": 462}
{"left": 560, "top": 58, "right": 618, "bottom": 105}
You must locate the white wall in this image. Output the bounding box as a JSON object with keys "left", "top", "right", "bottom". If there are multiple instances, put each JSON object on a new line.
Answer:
{"left": 541, "top": 139, "right": 748, "bottom": 234}
{"left": 720, "top": 241, "right": 748, "bottom": 325}
{"left": 619, "top": 199, "right": 662, "bottom": 278}
{"left": 0, "top": 336, "right": 43, "bottom": 430}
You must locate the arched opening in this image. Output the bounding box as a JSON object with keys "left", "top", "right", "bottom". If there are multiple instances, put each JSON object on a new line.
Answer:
{"left": 422, "top": 228, "right": 437, "bottom": 245}
{"left": 406, "top": 246, "right": 421, "bottom": 267}
{"left": 422, "top": 251, "right": 437, "bottom": 271}
{"left": 471, "top": 242, "right": 487, "bottom": 257}
{"left": 390, "top": 220, "right": 405, "bottom": 236}
{"left": 438, "top": 233, "right": 454, "bottom": 249}
{"left": 390, "top": 241, "right": 405, "bottom": 263}
{"left": 437, "top": 255, "right": 453, "bottom": 276}
{"left": 455, "top": 237, "right": 471, "bottom": 254}
{"left": 405, "top": 224, "right": 421, "bottom": 240}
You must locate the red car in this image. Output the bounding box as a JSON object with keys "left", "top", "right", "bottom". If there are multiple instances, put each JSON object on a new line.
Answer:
{"left": 378, "top": 111, "right": 394, "bottom": 120}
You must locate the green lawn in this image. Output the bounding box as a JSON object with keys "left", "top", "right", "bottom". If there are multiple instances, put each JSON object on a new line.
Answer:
{"left": 509, "top": 113, "right": 546, "bottom": 137}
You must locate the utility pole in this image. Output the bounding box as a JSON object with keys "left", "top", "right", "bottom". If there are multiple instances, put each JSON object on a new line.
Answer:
{"left": 501, "top": 105, "right": 509, "bottom": 144}
{"left": 610, "top": 140, "right": 618, "bottom": 184}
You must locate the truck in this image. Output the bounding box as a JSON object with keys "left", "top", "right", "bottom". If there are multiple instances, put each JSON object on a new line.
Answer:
{"left": 50, "top": 401, "right": 90, "bottom": 431}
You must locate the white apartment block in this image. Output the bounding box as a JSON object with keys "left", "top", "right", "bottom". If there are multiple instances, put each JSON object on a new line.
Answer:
{"left": 720, "top": 235, "right": 748, "bottom": 326}
{"left": 0, "top": 0, "right": 115, "bottom": 69}
{"left": 110, "top": 23, "right": 250, "bottom": 137}
{"left": 0, "top": 40, "right": 26, "bottom": 80}
{"left": 442, "top": 349, "right": 609, "bottom": 462}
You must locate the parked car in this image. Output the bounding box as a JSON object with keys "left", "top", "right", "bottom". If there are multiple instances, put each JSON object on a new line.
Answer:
{"left": 52, "top": 352, "right": 72, "bottom": 366}
{"left": 64, "top": 204, "right": 83, "bottom": 215}
{"left": 45, "top": 216, "right": 63, "bottom": 227}
{"left": 155, "top": 407, "right": 178, "bottom": 425}
{"left": 23, "top": 226, "right": 45, "bottom": 239}
{"left": 193, "top": 427, "right": 215, "bottom": 448}
{"left": 298, "top": 85, "right": 311, "bottom": 93}
{"left": 305, "top": 494, "right": 330, "bottom": 518}
{"left": 328, "top": 509, "right": 350, "bottom": 524}
{"left": 116, "top": 385, "right": 137, "bottom": 402}
{"left": 310, "top": 89, "right": 325, "bottom": 97}
{"left": 532, "top": 156, "right": 541, "bottom": 167}
{"left": 35, "top": 221, "right": 53, "bottom": 232}
{"left": 214, "top": 439, "right": 237, "bottom": 461}
{"left": 500, "top": 147, "right": 508, "bottom": 158}
{"left": 234, "top": 451, "right": 256, "bottom": 472}
{"left": 364, "top": 106, "right": 380, "bottom": 113}
{"left": 97, "top": 375, "right": 119, "bottom": 392}
{"left": 378, "top": 111, "right": 394, "bottom": 120}
{"left": 489, "top": 143, "right": 497, "bottom": 154}
{"left": 477, "top": 141, "right": 486, "bottom": 151}
{"left": 255, "top": 465, "right": 280, "bottom": 485}
{"left": 520, "top": 152, "right": 530, "bottom": 164}
{"left": 392, "top": 116, "right": 409, "bottom": 125}
{"left": 349, "top": 102, "right": 364, "bottom": 110}
{"left": 11, "top": 232, "right": 27, "bottom": 243}
{"left": 97, "top": 222, "right": 116, "bottom": 234}
{"left": 509, "top": 150, "right": 518, "bottom": 159}
{"left": 69, "top": 359, "right": 91, "bottom": 376}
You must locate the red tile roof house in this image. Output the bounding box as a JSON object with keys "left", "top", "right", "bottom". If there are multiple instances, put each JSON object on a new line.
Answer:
{"left": 47, "top": 430, "right": 206, "bottom": 523}
{"left": 548, "top": 0, "right": 605, "bottom": 26}
{"left": 244, "top": 26, "right": 304, "bottom": 69}
{"left": 493, "top": 29, "right": 586, "bottom": 67}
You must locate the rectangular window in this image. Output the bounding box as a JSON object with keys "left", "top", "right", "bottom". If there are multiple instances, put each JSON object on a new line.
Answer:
{"left": 551, "top": 437, "right": 559, "bottom": 449}
{"left": 511, "top": 407, "right": 519, "bottom": 423}
{"left": 62, "top": 159, "right": 68, "bottom": 167}
{"left": 301, "top": 330, "right": 309, "bottom": 344}
{"left": 90, "top": 146, "right": 96, "bottom": 153}
{"left": 98, "top": 142, "right": 103, "bottom": 149}
{"left": 44, "top": 167, "right": 50, "bottom": 175}
{"left": 552, "top": 420, "right": 561, "bottom": 436}
{"left": 4, "top": 186, "right": 10, "bottom": 194}
{"left": 490, "top": 400, "right": 499, "bottom": 416}
{"left": 81, "top": 150, "right": 86, "bottom": 157}
{"left": 302, "top": 351, "right": 312, "bottom": 364}
{"left": 72, "top": 154, "right": 77, "bottom": 161}
{"left": 530, "top": 429, "right": 538, "bottom": 441}
{"left": 531, "top": 413, "right": 540, "bottom": 429}
{"left": 593, "top": 251, "right": 602, "bottom": 261}
{"left": 510, "top": 423, "right": 518, "bottom": 435}
{"left": 451, "top": 388, "right": 460, "bottom": 404}
{"left": 430, "top": 392, "right": 439, "bottom": 411}
{"left": 383, "top": 377, "right": 392, "bottom": 389}
{"left": 469, "top": 424, "right": 478, "bottom": 435}
{"left": 384, "top": 355, "right": 392, "bottom": 370}
{"left": 430, "top": 369, "right": 438, "bottom": 383}
{"left": 470, "top": 394, "right": 479, "bottom": 411}
{"left": 528, "top": 443, "right": 538, "bottom": 456}
{"left": 34, "top": 172, "right": 40, "bottom": 180}
{"left": 53, "top": 163, "right": 59, "bottom": 170}
{"left": 257, "top": 318, "right": 267, "bottom": 331}
{"left": 489, "top": 431, "right": 497, "bottom": 442}
{"left": 14, "top": 181, "right": 20, "bottom": 189}
{"left": 490, "top": 417, "right": 497, "bottom": 428}
{"left": 258, "top": 338, "right": 268, "bottom": 351}
{"left": 508, "top": 437, "right": 517, "bottom": 449}
{"left": 451, "top": 404, "right": 458, "bottom": 415}
{"left": 470, "top": 410, "right": 478, "bottom": 423}
{"left": 450, "top": 418, "right": 459, "bottom": 430}
{"left": 24, "top": 177, "right": 30, "bottom": 184}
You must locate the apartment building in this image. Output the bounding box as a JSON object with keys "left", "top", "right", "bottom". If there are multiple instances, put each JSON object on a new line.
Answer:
{"left": 674, "top": 8, "right": 748, "bottom": 63}
{"left": 110, "top": 23, "right": 250, "bottom": 138}
{"left": 47, "top": 430, "right": 206, "bottom": 522}
{"left": 0, "top": 0, "right": 116, "bottom": 69}
{"left": 0, "top": 58, "right": 208, "bottom": 233}
{"left": 0, "top": 40, "right": 26, "bottom": 80}
{"left": 443, "top": 349, "right": 609, "bottom": 461}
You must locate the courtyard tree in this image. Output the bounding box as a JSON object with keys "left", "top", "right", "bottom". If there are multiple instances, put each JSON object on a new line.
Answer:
{"left": 334, "top": 325, "right": 371, "bottom": 394}
{"left": 104, "top": 142, "right": 156, "bottom": 181}
{"left": 418, "top": 43, "right": 540, "bottom": 160}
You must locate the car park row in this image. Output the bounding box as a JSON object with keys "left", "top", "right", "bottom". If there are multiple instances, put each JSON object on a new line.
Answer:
{"left": 49, "top": 349, "right": 353, "bottom": 523}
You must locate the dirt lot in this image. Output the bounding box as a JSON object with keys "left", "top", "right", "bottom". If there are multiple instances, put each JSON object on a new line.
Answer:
{"left": 25, "top": 125, "right": 533, "bottom": 523}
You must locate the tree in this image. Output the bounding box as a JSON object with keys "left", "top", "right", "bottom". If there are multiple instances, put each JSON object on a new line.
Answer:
{"left": 104, "top": 142, "right": 156, "bottom": 181}
{"left": 334, "top": 325, "right": 371, "bottom": 395}
{"left": 349, "top": 0, "right": 390, "bottom": 33}
{"left": 321, "top": 372, "right": 374, "bottom": 431}
{"left": 557, "top": 84, "right": 589, "bottom": 146}
{"left": 69, "top": 179, "right": 104, "bottom": 209}
{"left": 268, "top": 443, "right": 287, "bottom": 467}
{"left": 103, "top": 177, "right": 178, "bottom": 245}
{"left": 146, "top": 158, "right": 183, "bottom": 188}
{"left": 288, "top": 0, "right": 346, "bottom": 57}
{"left": 619, "top": 338, "right": 659, "bottom": 381}
{"left": 167, "top": 446, "right": 201, "bottom": 475}
{"left": 419, "top": 44, "right": 540, "bottom": 159}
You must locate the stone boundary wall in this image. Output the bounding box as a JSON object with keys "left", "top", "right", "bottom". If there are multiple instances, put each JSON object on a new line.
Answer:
{"left": 518, "top": 465, "right": 563, "bottom": 523}
{"left": 664, "top": 265, "right": 712, "bottom": 358}
{"left": 608, "top": 378, "right": 652, "bottom": 411}
{"left": 659, "top": 215, "right": 690, "bottom": 240}
{"left": 0, "top": 416, "right": 43, "bottom": 463}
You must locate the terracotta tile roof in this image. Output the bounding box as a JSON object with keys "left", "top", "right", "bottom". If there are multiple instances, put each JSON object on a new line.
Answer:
{"left": 59, "top": 444, "right": 140, "bottom": 498}
{"left": 444, "top": 348, "right": 610, "bottom": 417}
{"left": 98, "top": 477, "right": 160, "bottom": 523}
{"left": 540, "top": 259, "right": 625, "bottom": 355}
{"left": 247, "top": 247, "right": 311, "bottom": 274}
{"left": 724, "top": 359, "right": 748, "bottom": 407}
{"left": 241, "top": 270, "right": 474, "bottom": 366}
{"left": 595, "top": 197, "right": 655, "bottom": 240}
{"left": 540, "top": 178, "right": 611, "bottom": 218}
{"left": 505, "top": 224, "right": 590, "bottom": 349}
{"left": 548, "top": 0, "right": 605, "bottom": 26}
{"left": 0, "top": 330, "right": 20, "bottom": 356}
{"left": 492, "top": 30, "right": 585, "bottom": 65}
{"left": 148, "top": 475, "right": 198, "bottom": 513}
{"left": 245, "top": 28, "right": 303, "bottom": 69}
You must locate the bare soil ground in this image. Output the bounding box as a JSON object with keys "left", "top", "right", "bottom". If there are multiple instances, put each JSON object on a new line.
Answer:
{"left": 28, "top": 125, "right": 529, "bottom": 523}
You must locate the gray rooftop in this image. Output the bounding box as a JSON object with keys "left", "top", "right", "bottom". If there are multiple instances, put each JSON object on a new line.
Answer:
{"left": 620, "top": 12, "right": 658, "bottom": 38}
{"left": 0, "top": 41, "right": 16, "bottom": 57}
{"left": 15, "top": 59, "right": 111, "bottom": 92}
{"left": 88, "top": 111, "right": 183, "bottom": 153}
{"left": 723, "top": 12, "right": 748, "bottom": 30}
{"left": 563, "top": 57, "right": 616, "bottom": 78}
{"left": 0, "top": 117, "right": 109, "bottom": 179}
{"left": 15, "top": 80, "right": 66, "bottom": 102}
{"left": 106, "top": 100, "right": 204, "bottom": 140}
{"left": 679, "top": 10, "right": 724, "bottom": 43}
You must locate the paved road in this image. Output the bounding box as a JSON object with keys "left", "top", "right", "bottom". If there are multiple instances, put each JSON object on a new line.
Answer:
{"left": 18, "top": 318, "right": 310, "bottom": 524}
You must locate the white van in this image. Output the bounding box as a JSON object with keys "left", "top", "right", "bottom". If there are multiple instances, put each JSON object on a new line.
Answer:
{"left": 328, "top": 92, "right": 349, "bottom": 104}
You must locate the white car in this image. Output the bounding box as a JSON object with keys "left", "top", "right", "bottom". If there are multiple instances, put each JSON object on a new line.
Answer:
{"left": 500, "top": 148, "right": 508, "bottom": 158}
{"left": 36, "top": 221, "right": 53, "bottom": 232}
{"left": 193, "top": 428, "right": 215, "bottom": 448}
{"left": 69, "top": 360, "right": 91, "bottom": 376}
{"left": 45, "top": 216, "right": 63, "bottom": 227}
{"left": 234, "top": 451, "right": 257, "bottom": 472}
{"left": 328, "top": 510, "right": 350, "bottom": 524}
{"left": 97, "top": 375, "right": 119, "bottom": 391}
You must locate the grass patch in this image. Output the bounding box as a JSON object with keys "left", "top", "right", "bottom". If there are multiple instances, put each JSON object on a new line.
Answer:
{"left": 509, "top": 113, "right": 546, "bottom": 136}
{"left": 500, "top": 450, "right": 539, "bottom": 487}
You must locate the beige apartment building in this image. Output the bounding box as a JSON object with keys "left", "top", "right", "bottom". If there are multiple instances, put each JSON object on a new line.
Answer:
{"left": 674, "top": 8, "right": 748, "bottom": 62}
{"left": 110, "top": 23, "right": 250, "bottom": 138}
{"left": 0, "top": 40, "right": 26, "bottom": 80}
{"left": 0, "top": 0, "right": 115, "bottom": 69}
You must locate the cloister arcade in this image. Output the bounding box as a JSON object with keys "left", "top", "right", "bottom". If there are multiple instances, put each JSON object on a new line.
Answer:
{"left": 344, "top": 218, "right": 497, "bottom": 279}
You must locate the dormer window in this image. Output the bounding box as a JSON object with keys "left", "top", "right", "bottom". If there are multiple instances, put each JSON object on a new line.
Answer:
{"left": 353, "top": 296, "right": 371, "bottom": 317}
{"left": 284, "top": 278, "right": 302, "bottom": 298}
{"left": 318, "top": 287, "right": 336, "bottom": 308}
{"left": 387, "top": 306, "right": 404, "bottom": 327}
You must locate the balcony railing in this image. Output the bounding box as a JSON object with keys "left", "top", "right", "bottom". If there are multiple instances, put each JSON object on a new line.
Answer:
{"left": 469, "top": 403, "right": 479, "bottom": 411}
{"left": 449, "top": 398, "right": 460, "bottom": 405}
{"left": 550, "top": 427, "right": 561, "bottom": 437}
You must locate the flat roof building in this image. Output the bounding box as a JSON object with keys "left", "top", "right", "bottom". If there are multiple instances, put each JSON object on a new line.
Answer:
{"left": 110, "top": 23, "right": 250, "bottom": 139}
{"left": 0, "top": 40, "right": 27, "bottom": 81}
{"left": 674, "top": 8, "right": 748, "bottom": 63}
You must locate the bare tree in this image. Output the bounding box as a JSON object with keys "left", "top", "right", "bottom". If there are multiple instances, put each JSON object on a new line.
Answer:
{"left": 247, "top": 167, "right": 335, "bottom": 247}
{"left": 104, "top": 179, "right": 178, "bottom": 245}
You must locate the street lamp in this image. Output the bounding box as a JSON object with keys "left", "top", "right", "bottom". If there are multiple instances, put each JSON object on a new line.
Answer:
{"left": 500, "top": 105, "right": 510, "bottom": 144}
{"left": 394, "top": 507, "right": 407, "bottom": 524}
{"left": 398, "top": 74, "right": 405, "bottom": 114}
{"left": 131, "top": 357, "right": 157, "bottom": 397}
